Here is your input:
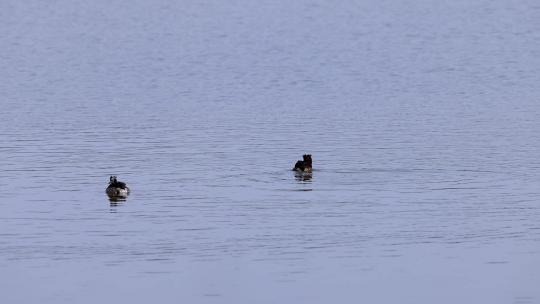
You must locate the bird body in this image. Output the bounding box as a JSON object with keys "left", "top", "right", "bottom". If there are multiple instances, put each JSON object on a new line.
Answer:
{"left": 106, "top": 176, "right": 130, "bottom": 198}
{"left": 293, "top": 154, "right": 312, "bottom": 173}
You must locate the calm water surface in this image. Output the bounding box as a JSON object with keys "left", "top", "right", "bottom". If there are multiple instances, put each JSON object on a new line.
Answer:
{"left": 1, "top": 0, "right": 540, "bottom": 303}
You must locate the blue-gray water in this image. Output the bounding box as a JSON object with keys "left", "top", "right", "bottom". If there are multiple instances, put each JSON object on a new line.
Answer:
{"left": 1, "top": 0, "right": 540, "bottom": 303}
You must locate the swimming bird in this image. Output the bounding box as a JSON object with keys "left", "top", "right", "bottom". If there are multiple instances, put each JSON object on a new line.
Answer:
{"left": 293, "top": 154, "right": 312, "bottom": 173}
{"left": 106, "top": 176, "right": 130, "bottom": 198}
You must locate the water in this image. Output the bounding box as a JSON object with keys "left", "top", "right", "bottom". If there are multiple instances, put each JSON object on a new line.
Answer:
{"left": 1, "top": 0, "right": 540, "bottom": 303}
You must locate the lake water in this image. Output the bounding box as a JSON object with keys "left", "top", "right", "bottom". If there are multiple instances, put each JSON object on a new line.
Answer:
{"left": 1, "top": 0, "right": 540, "bottom": 303}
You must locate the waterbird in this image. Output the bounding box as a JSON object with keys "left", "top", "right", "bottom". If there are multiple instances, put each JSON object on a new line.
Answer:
{"left": 293, "top": 154, "right": 312, "bottom": 173}
{"left": 106, "top": 176, "right": 130, "bottom": 199}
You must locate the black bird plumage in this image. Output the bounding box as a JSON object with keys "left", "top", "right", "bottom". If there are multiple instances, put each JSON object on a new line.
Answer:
{"left": 293, "top": 154, "right": 312, "bottom": 172}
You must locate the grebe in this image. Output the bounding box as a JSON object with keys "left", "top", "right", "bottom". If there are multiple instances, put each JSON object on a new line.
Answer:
{"left": 106, "top": 176, "right": 130, "bottom": 198}
{"left": 293, "top": 154, "right": 312, "bottom": 173}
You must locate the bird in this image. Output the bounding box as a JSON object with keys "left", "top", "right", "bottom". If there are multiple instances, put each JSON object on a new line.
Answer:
{"left": 293, "top": 154, "right": 312, "bottom": 173}
{"left": 106, "top": 176, "right": 130, "bottom": 199}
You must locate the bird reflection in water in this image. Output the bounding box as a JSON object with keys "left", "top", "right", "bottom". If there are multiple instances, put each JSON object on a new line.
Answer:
{"left": 294, "top": 172, "right": 312, "bottom": 182}
{"left": 109, "top": 197, "right": 127, "bottom": 207}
